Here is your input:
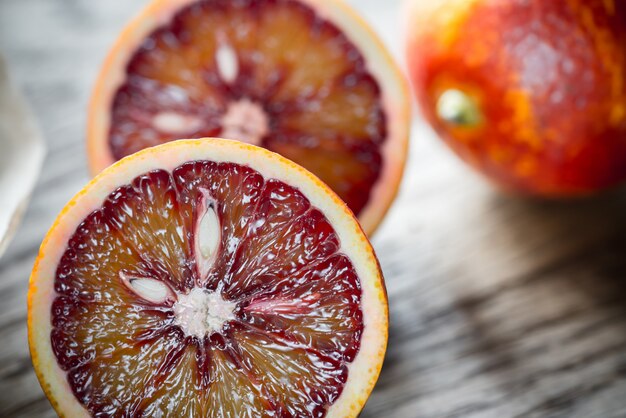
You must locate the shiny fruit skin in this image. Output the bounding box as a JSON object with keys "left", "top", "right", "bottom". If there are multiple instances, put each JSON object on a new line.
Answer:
{"left": 406, "top": 0, "right": 626, "bottom": 196}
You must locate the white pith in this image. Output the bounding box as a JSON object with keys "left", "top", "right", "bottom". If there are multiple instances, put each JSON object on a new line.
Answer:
{"left": 87, "top": 0, "right": 411, "bottom": 236}
{"left": 219, "top": 99, "right": 269, "bottom": 146}
{"left": 120, "top": 271, "right": 176, "bottom": 305}
{"left": 173, "top": 288, "right": 236, "bottom": 338}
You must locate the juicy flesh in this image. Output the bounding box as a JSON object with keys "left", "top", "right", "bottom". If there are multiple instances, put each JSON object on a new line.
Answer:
{"left": 52, "top": 162, "right": 363, "bottom": 417}
{"left": 109, "top": 0, "right": 386, "bottom": 216}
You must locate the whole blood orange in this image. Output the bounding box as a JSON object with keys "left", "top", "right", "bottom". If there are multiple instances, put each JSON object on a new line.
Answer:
{"left": 29, "top": 139, "right": 388, "bottom": 417}
{"left": 406, "top": 0, "right": 626, "bottom": 196}
{"left": 88, "top": 0, "right": 410, "bottom": 234}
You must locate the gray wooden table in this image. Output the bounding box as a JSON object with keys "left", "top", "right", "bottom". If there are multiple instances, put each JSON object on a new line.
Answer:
{"left": 2, "top": 0, "right": 626, "bottom": 417}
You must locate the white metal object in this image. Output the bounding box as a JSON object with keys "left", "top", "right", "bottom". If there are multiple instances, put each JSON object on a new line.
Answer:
{"left": 0, "top": 54, "right": 45, "bottom": 257}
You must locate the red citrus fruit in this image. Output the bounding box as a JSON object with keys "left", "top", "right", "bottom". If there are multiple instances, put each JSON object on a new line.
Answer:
{"left": 29, "top": 139, "right": 388, "bottom": 417}
{"left": 88, "top": 0, "right": 410, "bottom": 234}
{"left": 406, "top": 0, "right": 626, "bottom": 196}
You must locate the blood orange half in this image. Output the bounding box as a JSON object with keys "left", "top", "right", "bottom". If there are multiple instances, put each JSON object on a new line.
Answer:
{"left": 87, "top": 0, "right": 410, "bottom": 235}
{"left": 29, "top": 139, "right": 388, "bottom": 417}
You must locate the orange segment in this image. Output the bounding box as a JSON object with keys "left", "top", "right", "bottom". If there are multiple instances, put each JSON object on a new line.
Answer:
{"left": 53, "top": 298, "right": 175, "bottom": 413}
{"left": 79, "top": 329, "right": 187, "bottom": 414}
{"left": 269, "top": 137, "right": 381, "bottom": 217}
{"left": 102, "top": 170, "right": 195, "bottom": 290}
{"left": 54, "top": 210, "right": 145, "bottom": 303}
{"left": 225, "top": 208, "right": 340, "bottom": 298}
{"left": 252, "top": 2, "right": 353, "bottom": 101}
{"left": 140, "top": 345, "right": 202, "bottom": 416}
{"left": 220, "top": 180, "right": 335, "bottom": 298}
{"left": 203, "top": 346, "right": 268, "bottom": 417}
{"left": 242, "top": 254, "right": 362, "bottom": 362}
{"left": 274, "top": 77, "right": 385, "bottom": 141}
{"left": 234, "top": 327, "right": 347, "bottom": 417}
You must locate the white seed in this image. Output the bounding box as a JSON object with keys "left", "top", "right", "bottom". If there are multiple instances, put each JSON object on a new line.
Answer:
{"left": 216, "top": 43, "right": 238, "bottom": 84}
{"left": 198, "top": 203, "right": 220, "bottom": 258}
{"left": 120, "top": 272, "right": 176, "bottom": 305}
{"left": 152, "top": 112, "right": 203, "bottom": 135}
{"left": 195, "top": 189, "right": 221, "bottom": 282}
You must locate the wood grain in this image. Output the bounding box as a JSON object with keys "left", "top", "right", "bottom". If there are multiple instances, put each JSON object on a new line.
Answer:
{"left": 1, "top": 0, "right": 626, "bottom": 417}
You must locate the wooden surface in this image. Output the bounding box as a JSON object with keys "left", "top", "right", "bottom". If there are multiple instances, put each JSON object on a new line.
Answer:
{"left": 1, "top": 0, "right": 626, "bottom": 417}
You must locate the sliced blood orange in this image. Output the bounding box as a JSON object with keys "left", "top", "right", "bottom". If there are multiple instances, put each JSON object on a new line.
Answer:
{"left": 29, "top": 139, "right": 388, "bottom": 417}
{"left": 87, "top": 0, "right": 410, "bottom": 235}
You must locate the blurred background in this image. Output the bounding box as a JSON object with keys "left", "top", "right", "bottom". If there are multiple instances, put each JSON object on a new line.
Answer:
{"left": 1, "top": 0, "right": 626, "bottom": 417}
